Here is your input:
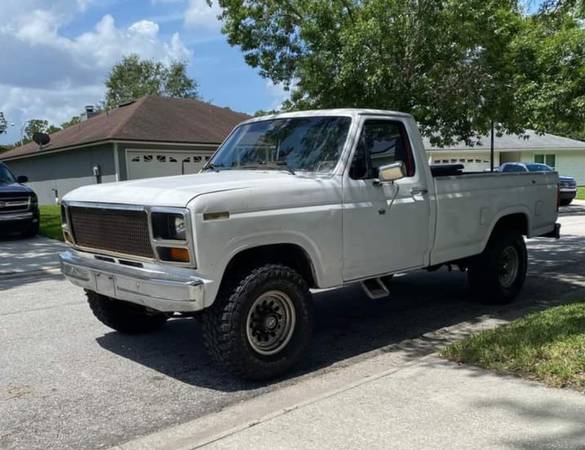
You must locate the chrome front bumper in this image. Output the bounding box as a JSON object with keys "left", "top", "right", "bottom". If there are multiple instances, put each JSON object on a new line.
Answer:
{"left": 59, "top": 250, "right": 208, "bottom": 312}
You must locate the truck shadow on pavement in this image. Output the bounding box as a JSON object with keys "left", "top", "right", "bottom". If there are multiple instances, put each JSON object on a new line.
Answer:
{"left": 95, "top": 234, "right": 585, "bottom": 393}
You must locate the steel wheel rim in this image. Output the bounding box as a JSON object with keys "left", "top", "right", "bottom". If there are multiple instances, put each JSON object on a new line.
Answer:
{"left": 498, "top": 246, "right": 519, "bottom": 288}
{"left": 246, "top": 290, "right": 296, "bottom": 356}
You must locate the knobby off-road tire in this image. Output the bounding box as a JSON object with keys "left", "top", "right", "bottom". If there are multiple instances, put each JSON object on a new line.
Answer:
{"left": 468, "top": 230, "right": 527, "bottom": 305}
{"left": 86, "top": 291, "right": 168, "bottom": 334}
{"left": 201, "top": 264, "right": 314, "bottom": 381}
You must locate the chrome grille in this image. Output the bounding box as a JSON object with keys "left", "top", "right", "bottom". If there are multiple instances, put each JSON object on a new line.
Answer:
{"left": 69, "top": 206, "right": 154, "bottom": 258}
{"left": 0, "top": 197, "right": 30, "bottom": 214}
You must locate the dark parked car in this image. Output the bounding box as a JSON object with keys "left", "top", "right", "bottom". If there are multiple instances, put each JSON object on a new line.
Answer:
{"left": 0, "top": 162, "right": 39, "bottom": 237}
{"left": 499, "top": 162, "right": 577, "bottom": 206}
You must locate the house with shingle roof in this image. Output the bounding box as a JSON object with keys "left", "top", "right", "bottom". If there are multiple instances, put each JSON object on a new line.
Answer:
{"left": 425, "top": 130, "right": 585, "bottom": 184}
{"left": 1, "top": 96, "right": 249, "bottom": 204}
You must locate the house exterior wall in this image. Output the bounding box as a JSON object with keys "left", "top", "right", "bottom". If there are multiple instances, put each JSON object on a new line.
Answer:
{"left": 4, "top": 144, "right": 116, "bottom": 205}
{"left": 519, "top": 150, "right": 585, "bottom": 185}
{"left": 427, "top": 150, "right": 501, "bottom": 171}
{"left": 428, "top": 148, "right": 585, "bottom": 183}
{"left": 499, "top": 151, "right": 521, "bottom": 163}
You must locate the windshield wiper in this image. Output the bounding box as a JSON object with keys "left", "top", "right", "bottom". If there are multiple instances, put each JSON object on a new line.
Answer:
{"left": 203, "top": 163, "right": 224, "bottom": 172}
{"left": 238, "top": 161, "right": 296, "bottom": 175}
{"left": 273, "top": 161, "right": 296, "bottom": 175}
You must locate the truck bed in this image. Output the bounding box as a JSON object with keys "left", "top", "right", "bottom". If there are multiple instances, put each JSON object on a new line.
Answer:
{"left": 430, "top": 171, "right": 559, "bottom": 265}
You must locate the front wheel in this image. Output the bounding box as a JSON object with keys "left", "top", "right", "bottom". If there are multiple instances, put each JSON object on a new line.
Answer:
{"left": 468, "top": 230, "right": 527, "bottom": 305}
{"left": 201, "top": 264, "right": 313, "bottom": 380}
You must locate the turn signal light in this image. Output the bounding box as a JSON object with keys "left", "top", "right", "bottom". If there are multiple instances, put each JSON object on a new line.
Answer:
{"left": 158, "top": 246, "right": 190, "bottom": 263}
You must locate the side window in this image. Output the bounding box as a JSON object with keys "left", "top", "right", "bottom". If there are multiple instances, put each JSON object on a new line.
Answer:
{"left": 349, "top": 120, "right": 415, "bottom": 180}
{"left": 502, "top": 164, "right": 525, "bottom": 172}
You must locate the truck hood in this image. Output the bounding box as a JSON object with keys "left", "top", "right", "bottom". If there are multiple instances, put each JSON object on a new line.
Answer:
{"left": 63, "top": 171, "right": 308, "bottom": 207}
{"left": 0, "top": 182, "right": 34, "bottom": 196}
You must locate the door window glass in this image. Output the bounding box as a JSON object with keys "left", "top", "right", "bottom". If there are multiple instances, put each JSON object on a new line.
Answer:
{"left": 350, "top": 120, "right": 415, "bottom": 179}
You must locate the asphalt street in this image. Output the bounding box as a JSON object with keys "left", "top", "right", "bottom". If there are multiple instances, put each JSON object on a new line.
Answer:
{"left": 1, "top": 205, "right": 584, "bottom": 450}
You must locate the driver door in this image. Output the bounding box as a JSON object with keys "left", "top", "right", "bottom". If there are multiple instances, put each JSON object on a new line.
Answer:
{"left": 342, "top": 118, "right": 431, "bottom": 281}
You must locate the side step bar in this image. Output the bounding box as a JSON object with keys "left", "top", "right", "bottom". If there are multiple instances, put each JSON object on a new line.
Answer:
{"left": 361, "top": 277, "right": 390, "bottom": 299}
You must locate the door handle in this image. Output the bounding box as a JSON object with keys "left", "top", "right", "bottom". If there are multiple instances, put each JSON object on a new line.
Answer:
{"left": 410, "top": 187, "right": 428, "bottom": 195}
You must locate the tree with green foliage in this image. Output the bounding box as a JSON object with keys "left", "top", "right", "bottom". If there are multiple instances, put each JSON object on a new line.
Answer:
{"left": 511, "top": 14, "right": 585, "bottom": 140}
{"left": 538, "top": 0, "right": 584, "bottom": 16}
{"left": 21, "top": 119, "right": 60, "bottom": 145}
{"left": 0, "top": 112, "right": 7, "bottom": 135}
{"left": 216, "top": 0, "right": 585, "bottom": 144}
{"left": 60, "top": 115, "right": 82, "bottom": 129}
{"left": 104, "top": 54, "right": 199, "bottom": 109}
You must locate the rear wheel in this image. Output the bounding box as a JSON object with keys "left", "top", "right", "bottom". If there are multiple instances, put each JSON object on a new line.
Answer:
{"left": 560, "top": 199, "right": 573, "bottom": 206}
{"left": 468, "top": 230, "right": 527, "bottom": 304}
{"left": 86, "top": 291, "right": 168, "bottom": 334}
{"left": 201, "top": 264, "right": 313, "bottom": 380}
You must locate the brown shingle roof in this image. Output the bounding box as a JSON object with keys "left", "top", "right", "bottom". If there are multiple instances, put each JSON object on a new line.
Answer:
{"left": 1, "top": 96, "right": 250, "bottom": 160}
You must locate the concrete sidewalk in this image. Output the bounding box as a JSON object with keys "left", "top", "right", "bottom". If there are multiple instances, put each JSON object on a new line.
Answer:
{"left": 116, "top": 351, "right": 585, "bottom": 450}
{"left": 0, "top": 236, "right": 65, "bottom": 275}
{"left": 200, "top": 356, "right": 585, "bottom": 450}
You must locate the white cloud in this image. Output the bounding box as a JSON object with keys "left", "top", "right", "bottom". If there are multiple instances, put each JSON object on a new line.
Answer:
{"left": 0, "top": 1, "right": 192, "bottom": 144}
{"left": 128, "top": 19, "right": 160, "bottom": 37}
{"left": 265, "top": 80, "right": 290, "bottom": 110}
{"left": 184, "top": 0, "right": 222, "bottom": 30}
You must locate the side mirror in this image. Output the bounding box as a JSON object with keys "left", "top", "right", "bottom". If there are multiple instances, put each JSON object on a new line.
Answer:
{"left": 16, "top": 175, "right": 28, "bottom": 183}
{"left": 378, "top": 162, "right": 406, "bottom": 183}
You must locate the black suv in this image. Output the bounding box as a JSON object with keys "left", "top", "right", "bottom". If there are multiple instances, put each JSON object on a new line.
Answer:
{"left": 0, "top": 162, "right": 39, "bottom": 237}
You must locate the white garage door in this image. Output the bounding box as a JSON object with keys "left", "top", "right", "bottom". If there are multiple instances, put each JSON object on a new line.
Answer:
{"left": 126, "top": 151, "right": 212, "bottom": 180}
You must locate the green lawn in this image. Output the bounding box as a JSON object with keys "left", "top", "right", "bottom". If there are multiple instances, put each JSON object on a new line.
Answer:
{"left": 39, "top": 205, "right": 63, "bottom": 241}
{"left": 577, "top": 187, "right": 585, "bottom": 200}
{"left": 442, "top": 301, "right": 585, "bottom": 393}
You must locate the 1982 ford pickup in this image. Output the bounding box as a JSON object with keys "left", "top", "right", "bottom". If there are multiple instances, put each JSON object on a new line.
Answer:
{"left": 59, "top": 109, "right": 560, "bottom": 379}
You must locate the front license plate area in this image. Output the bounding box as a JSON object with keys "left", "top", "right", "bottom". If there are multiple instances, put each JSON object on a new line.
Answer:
{"left": 95, "top": 272, "right": 116, "bottom": 297}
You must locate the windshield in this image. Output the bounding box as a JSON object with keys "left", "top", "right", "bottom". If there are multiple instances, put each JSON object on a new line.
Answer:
{"left": 525, "top": 163, "right": 552, "bottom": 172}
{"left": 209, "top": 116, "right": 352, "bottom": 174}
{"left": 0, "top": 164, "right": 16, "bottom": 185}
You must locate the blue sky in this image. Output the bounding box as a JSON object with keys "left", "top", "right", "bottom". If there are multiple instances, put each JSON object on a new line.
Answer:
{"left": 0, "top": 0, "right": 287, "bottom": 145}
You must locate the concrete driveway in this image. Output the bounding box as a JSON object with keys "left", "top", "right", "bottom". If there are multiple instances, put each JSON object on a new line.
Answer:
{"left": 0, "top": 236, "right": 65, "bottom": 276}
{"left": 1, "top": 207, "right": 585, "bottom": 450}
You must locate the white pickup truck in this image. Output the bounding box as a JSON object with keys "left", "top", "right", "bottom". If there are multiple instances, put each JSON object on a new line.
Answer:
{"left": 59, "top": 109, "right": 560, "bottom": 379}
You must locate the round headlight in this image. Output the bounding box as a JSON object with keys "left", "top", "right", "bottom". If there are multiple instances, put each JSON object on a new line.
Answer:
{"left": 174, "top": 216, "right": 186, "bottom": 240}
